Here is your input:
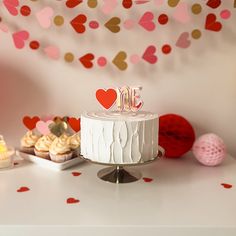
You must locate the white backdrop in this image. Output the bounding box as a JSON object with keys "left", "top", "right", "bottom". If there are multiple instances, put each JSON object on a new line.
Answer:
{"left": 0, "top": 0, "right": 235, "bottom": 156}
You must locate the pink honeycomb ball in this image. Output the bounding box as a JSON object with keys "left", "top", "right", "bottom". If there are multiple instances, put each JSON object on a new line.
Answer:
{"left": 192, "top": 133, "right": 226, "bottom": 166}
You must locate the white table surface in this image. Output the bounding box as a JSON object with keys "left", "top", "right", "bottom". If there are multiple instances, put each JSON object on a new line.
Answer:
{"left": 0, "top": 153, "right": 236, "bottom": 236}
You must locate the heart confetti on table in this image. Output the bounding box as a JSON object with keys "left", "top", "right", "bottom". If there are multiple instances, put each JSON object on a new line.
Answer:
{"left": 44, "top": 45, "right": 60, "bottom": 60}
{"left": 221, "top": 183, "right": 233, "bottom": 189}
{"left": 68, "top": 118, "right": 81, "bottom": 132}
{"left": 72, "top": 171, "right": 82, "bottom": 176}
{"left": 96, "top": 88, "right": 117, "bottom": 110}
{"left": 143, "top": 177, "right": 153, "bottom": 182}
{"left": 102, "top": 0, "right": 118, "bottom": 14}
{"left": 17, "top": 186, "right": 30, "bottom": 192}
{"left": 207, "top": 0, "right": 221, "bottom": 9}
{"left": 67, "top": 197, "right": 80, "bottom": 204}
{"left": 23, "top": 116, "right": 40, "bottom": 130}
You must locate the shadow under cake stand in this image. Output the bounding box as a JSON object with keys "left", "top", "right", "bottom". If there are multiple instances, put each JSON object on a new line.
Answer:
{"left": 81, "top": 146, "right": 165, "bottom": 184}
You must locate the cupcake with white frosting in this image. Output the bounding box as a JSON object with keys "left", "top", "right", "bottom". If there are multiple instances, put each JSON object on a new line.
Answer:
{"left": 68, "top": 133, "right": 80, "bottom": 157}
{"left": 34, "top": 133, "right": 56, "bottom": 159}
{"left": 49, "top": 134, "right": 73, "bottom": 163}
{"left": 0, "top": 136, "right": 14, "bottom": 169}
{"left": 20, "top": 131, "right": 41, "bottom": 154}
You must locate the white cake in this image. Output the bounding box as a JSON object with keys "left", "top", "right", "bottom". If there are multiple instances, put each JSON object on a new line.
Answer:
{"left": 81, "top": 111, "right": 159, "bottom": 164}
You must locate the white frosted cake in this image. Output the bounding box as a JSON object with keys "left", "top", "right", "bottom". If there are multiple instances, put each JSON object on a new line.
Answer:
{"left": 81, "top": 111, "right": 159, "bottom": 164}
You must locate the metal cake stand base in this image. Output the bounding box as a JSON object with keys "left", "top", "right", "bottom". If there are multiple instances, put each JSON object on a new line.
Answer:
{"left": 82, "top": 146, "right": 165, "bottom": 184}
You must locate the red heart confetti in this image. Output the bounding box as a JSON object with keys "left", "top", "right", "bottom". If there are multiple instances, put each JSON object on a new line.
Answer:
{"left": 122, "top": 0, "right": 133, "bottom": 9}
{"left": 66, "top": 0, "right": 83, "bottom": 8}
{"left": 67, "top": 197, "right": 80, "bottom": 204}
{"left": 72, "top": 171, "right": 81, "bottom": 176}
{"left": 70, "top": 14, "right": 87, "bottom": 34}
{"left": 206, "top": 0, "right": 221, "bottom": 9}
{"left": 143, "top": 177, "right": 153, "bottom": 182}
{"left": 221, "top": 183, "right": 233, "bottom": 189}
{"left": 79, "top": 53, "right": 94, "bottom": 68}
{"left": 96, "top": 88, "right": 117, "bottom": 110}
{"left": 205, "top": 13, "right": 222, "bottom": 32}
{"left": 14, "top": 162, "right": 19, "bottom": 165}
{"left": 17, "top": 186, "right": 30, "bottom": 192}
{"left": 68, "top": 118, "right": 81, "bottom": 132}
{"left": 23, "top": 116, "right": 40, "bottom": 130}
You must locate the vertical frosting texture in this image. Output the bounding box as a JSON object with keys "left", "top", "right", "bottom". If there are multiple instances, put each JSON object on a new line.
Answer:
{"left": 81, "top": 112, "right": 158, "bottom": 164}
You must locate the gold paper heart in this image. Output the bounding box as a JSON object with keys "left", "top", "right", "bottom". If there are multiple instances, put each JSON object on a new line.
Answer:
{"left": 104, "top": 17, "right": 121, "bottom": 33}
{"left": 168, "top": 0, "right": 180, "bottom": 7}
{"left": 49, "top": 121, "right": 68, "bottom": 137}
{"left": 87, "top": 0, "right": 97, "bottom": 8}
{"left": 112, "top": 51, "right": 128, "bottom": 71}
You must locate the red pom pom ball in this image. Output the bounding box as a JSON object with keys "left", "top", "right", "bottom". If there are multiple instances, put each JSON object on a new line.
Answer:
{"left": 159, "top": 114, "right": 195, "bottom": 158}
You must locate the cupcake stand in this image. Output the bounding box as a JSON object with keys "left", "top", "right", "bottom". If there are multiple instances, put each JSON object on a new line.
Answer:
{"left": 82, "top": 146, "right": 165, "bottom": 184}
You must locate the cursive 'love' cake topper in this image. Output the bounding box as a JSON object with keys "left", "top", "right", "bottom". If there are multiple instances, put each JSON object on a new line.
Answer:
{"left": 96, "top": 86, "right": 144, "bottom": 112}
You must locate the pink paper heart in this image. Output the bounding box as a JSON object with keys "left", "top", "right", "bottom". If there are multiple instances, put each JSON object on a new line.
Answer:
{"left": 173, "top": 2, "right": 190, "bottom": 24}
{"left": 40, "top": 115, "right": 55, "bottom": 122}
{"left": 12, "top": 31, "right": 29, "bottom": 49}
{"left": 138, "top": 12, "right": 155, "bottom": 31}
{"left": 176, "top": 32, "right": 191, "bottom": 48}
{"left": 123, "top": 19, "right": 135, "bottom": 30}
{"left": 142, "top": 45, "right": 157, "bottom": 64}
{"left": 0, "top": 23, "right": 9, "bottom": 33}
{"left": 44, "top": 46, "right": 60, "bottom": 60}
{"left": 3, "top": 0, "right": 19, "bottom": 16}
{"left": 102, "top": 0, "right": 118, "bottom": 15}
{"left": 36, "top": 7, "right": 54, "bottom": 28}
{"left": 36, "top": 120, "right": 53, "bottom": 135}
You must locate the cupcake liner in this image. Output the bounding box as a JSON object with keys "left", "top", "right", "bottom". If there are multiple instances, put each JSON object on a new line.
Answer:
{"left": 34, "top": 149, "right": 50, "bottom": 160}
{"left": 50, "top": 152, "right": 73, "bottom": 163}
{"left": 20, "top": 146, "right": 35, "bottom": 155}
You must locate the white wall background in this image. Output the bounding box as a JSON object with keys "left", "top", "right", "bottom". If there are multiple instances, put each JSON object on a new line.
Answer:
{"left": 0, "top": 0, "right": 235, "bottom": 156}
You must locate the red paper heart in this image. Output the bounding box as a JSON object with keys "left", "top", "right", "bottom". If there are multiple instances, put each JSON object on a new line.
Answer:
{"left": 142, "top": 45, "right": 158, "bottom": 64}
{"left": 23, "top": 116, "right": 40, "bottom": 130}
{"left": 96, "top": 89, "right": 117, "bottom": 110}
{"left": 79, "top": 53, "right": 94, "bottom": 68}
{"left": 207, "top": 0, "right": 221, "bottom": 9}
{"left": 143, "top": 177, "right": 153, "bottom": 182}
{"left": 221, "top": 183, "right": 233, "bottom": 189}
{"left": 66, "top": 0, "right": 83, "bottom": 8}
{"left": 67, "top": 197, "right": 80, "bottom": 204}
{"left": 122, "top": 0, "right": 133, "bottom": 8}
{"left": 205, "top": 14, "right": 222, "bottom": 32}
{"left": 70, "top": 14, "right": 87, "bottom": 34}
{"left": 72, "top": 171, "right": 81, "bottom": 176}
{"left": 68, "top": 118, "right": 81, "bottom": 132}
{"left": 17, "top": 186, "right": 30, "bottom": 192}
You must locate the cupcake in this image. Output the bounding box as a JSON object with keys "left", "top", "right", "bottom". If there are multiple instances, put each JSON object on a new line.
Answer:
{"left": 68, "top": 133, "right": 80, "bottom": 157}
{"left": 20, "top": 131, "right": 41, "bottom": 154}
{"left": 0, "top": 136, "right": 14, "bottom": 169}
{"left": 34, "top": 133, "right": 56, "bottom": 159}
{"left": 49, "top": 134, "right": 73, "bottom": 163}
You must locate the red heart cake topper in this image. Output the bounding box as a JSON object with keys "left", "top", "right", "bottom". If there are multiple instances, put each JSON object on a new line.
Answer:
{"left": 96, "top": 88, "right": 117, "bottom": 110}
{"left": 23, "top": 116, "right": 40, "bottom": 130}
{"left": 68, "top": 117, "right": 81, "bottom": 132}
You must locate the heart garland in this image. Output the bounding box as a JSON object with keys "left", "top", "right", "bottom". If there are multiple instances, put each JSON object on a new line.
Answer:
{"left": 1, "top": 1, "right": 234, "bottom": 71}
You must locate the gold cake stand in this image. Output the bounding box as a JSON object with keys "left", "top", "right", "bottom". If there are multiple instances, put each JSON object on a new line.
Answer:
{"left": 81, "top": 146, "right": 165, "bottom": 184}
